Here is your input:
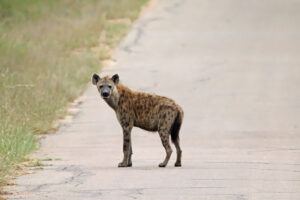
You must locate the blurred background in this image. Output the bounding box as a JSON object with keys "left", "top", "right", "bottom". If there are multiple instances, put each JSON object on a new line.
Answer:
{"left": 0, "top": 0, "right": 147, "bottom": 186}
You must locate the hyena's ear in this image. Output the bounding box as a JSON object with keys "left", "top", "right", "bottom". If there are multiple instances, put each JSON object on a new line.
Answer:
{"left": 111, "top": 74, "right": 119, "bottom": 84}
{"left": 92, "top": 73, "right": 100, "bottom": 85}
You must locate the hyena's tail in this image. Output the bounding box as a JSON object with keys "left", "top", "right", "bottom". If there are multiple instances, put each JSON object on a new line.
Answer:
{"left": 170, "top": 109, "right": 183, "bottom": 143}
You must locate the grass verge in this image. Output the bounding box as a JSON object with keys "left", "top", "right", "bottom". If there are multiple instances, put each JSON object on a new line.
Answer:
{"left": 0, "top": 0, "right": 148, "bottom": 187}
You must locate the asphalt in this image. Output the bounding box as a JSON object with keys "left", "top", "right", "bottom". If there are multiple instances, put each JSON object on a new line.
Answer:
{"left": 5, "top": 0, "right": 300, "bottom": 199}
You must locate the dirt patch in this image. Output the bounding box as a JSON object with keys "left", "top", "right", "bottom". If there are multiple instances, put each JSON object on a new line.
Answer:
{"left": 0, "top": 189, "right": 11, "bottom": 200}
{"left": 108, "top": 18, "right": 132, "bottom": 25}
{"left": 140, "top": 0, "right": 158, "bottom": 16}
{"left": 100, "top": 0, "right": 158, "bottom": 68}
{"left": 52, "top": 95, "right": 85, "bottom": 129}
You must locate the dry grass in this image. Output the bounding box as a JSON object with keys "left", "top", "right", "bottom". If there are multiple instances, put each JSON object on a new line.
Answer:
{"left": 0, "top": 0, "right": 148, "bottom": 187}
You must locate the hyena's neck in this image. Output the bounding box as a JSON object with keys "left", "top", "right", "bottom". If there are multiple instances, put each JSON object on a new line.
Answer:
{"left": 104, "top": 84, "right": 132, "bottom": 111}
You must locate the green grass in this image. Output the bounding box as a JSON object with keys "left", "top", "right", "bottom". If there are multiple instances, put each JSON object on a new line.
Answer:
{"left": 0, "top": 0, "right": 148, "bottom": 186}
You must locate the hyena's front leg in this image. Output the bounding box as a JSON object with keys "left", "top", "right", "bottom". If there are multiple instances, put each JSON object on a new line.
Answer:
{"left": 118, "top": 125, "right": 133, "bottom": 167}
{"left": 128, "top": 142, "right": 133, "bottom": 167}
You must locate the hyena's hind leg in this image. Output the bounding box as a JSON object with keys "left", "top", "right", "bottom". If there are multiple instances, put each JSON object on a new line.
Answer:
{"left": 158, "top": 110, "right": 176, "bottom": 167}
{"left": 170, "top": 110, "right": 183, "bottom": 167}
{"left": 158, "top": 129, "right": 172, "bottom": 167}
{"left": 173, "top": 140, "right": 182, "bottom": 167}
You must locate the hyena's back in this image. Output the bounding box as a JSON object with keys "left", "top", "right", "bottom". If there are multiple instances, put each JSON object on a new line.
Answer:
{"left": 117, "top": 85, "right": 184, "bottom": 134}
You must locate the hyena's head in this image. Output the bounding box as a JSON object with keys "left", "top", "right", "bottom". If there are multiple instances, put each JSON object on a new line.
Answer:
{"left": 92, "top": 73, "right": 119, "bottom": 99}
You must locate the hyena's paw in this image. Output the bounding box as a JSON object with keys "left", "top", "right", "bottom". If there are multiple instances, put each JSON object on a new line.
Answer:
{"left": 127, "top": 161, "right": 132, "bottom": 167}
{"left": 174, "top": 162, "right": 182, "bottom": 167}
{"left": 158, "top": 163, "right": 167, "bottom": 167}
{"left": 118, "top": 162, "right": 131, "bottom": 167}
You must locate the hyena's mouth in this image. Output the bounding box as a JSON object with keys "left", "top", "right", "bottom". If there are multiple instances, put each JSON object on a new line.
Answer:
{"left": 102, "top": 96, "right": 110, "bottom": 99}
{"left": 101, "top": 93, "right": 110, "bottom": 99}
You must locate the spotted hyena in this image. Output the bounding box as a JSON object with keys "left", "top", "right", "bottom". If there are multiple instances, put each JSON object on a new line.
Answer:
{"left": 92, "top": 73, "right": 184, "bottom": 167}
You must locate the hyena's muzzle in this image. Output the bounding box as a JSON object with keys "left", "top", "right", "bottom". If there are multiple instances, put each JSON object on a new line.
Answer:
{"left": 100, "top": 85, "right": 111, "bottom": 99}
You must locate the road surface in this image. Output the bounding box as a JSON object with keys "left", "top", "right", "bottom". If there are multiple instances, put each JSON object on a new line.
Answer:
{"left": 5, "top": 0, "right": 300, "bottom": 199}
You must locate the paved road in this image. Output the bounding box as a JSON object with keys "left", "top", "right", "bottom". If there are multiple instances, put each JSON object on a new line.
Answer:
{"left": 6, "top": 0, "right": 300, "bottom": 199}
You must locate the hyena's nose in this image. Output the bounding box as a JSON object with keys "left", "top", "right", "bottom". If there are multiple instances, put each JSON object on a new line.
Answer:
{"left": 102, "top": 91, "right": 109, "bottom": 98}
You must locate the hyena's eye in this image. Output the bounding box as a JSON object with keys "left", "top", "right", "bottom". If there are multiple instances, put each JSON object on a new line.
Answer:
{"left": 99, "top": 85, "right": 103, "bottom": 89}
{"left": 108, "top": 85, "right": 112, "bottom": 89}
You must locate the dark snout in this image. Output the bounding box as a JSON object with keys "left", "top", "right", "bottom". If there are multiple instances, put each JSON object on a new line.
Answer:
{"left": 101, "top": 87, "right": 111, "bottom": 98}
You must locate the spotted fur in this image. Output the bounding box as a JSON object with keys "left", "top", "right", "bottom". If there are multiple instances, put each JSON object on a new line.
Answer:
{"left": 92, "top": 73, "right": 184, "bottom": 167}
